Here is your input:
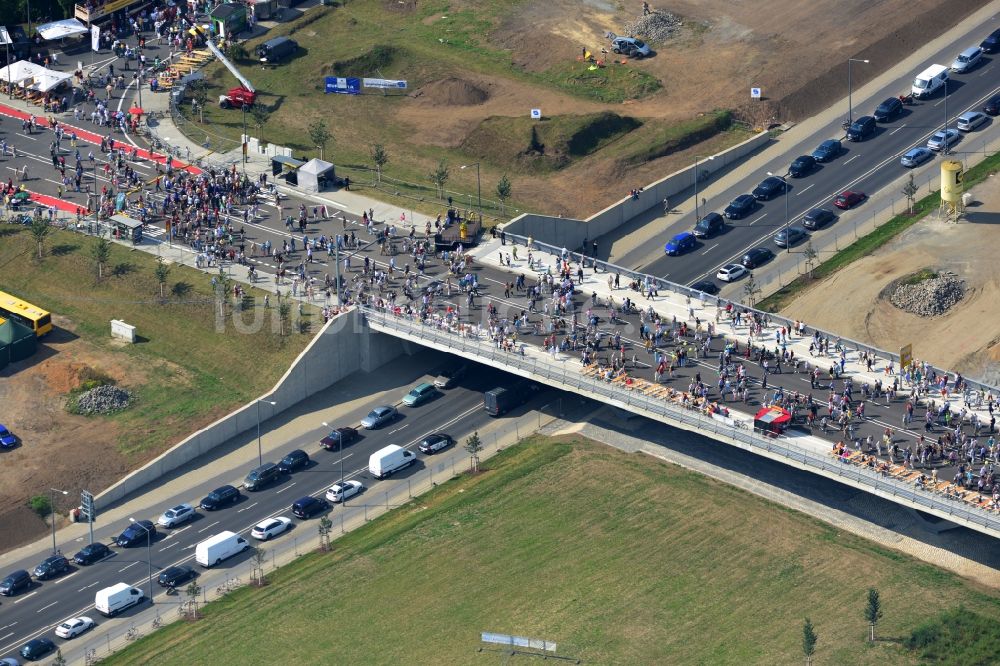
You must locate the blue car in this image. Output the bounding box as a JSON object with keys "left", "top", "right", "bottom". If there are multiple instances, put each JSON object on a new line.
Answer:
{"left": 811, "top": 139, "right": 843, "bottom": 163}
{"left": 900, "top": 147, "right": 933, "bottom": 168}
{"left": 0, "top": 424, "right": 16, "bottom": 449}
{"left": 664, "top": 231, "right": 696, "bottom": 256}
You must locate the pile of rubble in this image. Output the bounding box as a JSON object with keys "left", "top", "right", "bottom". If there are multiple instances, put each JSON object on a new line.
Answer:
{"left": 620, "top": 11, "right": 683, "bottom": 43}
{"left": 890, "top": 274, "right": 966, "bottom": 317}
{"left": 74, "top": 385, "right": 134, "bottom": 415}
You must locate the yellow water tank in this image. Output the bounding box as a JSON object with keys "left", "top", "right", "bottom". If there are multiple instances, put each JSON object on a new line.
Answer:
{"left": 940, "top": 160, "right": 963, "bottom": 203}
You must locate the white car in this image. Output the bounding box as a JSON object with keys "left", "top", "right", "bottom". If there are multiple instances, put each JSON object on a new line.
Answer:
{"left": 157, "top": 503, "right": 196, "bottom": 528}
{"left": 325, "top": 480, "right": 364, "bottom": 503}
{"left": 55, "top": 616, "right": 94, "bottom": 639}
{"left": 250, "top": 516, "right": 292, "bottom": 541}
{"left": 956, "top": 111, "right": 987, "bottom": 132}
{"left": 716, "top": 263, "right": 748, "bottom": 282}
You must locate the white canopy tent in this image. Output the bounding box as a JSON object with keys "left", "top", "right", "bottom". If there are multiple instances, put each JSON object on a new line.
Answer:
{"left": 36, "top": 19, "right": 89, "bottom": 41}
{"left": 0, "top": 60, "right": 73, "bottom": 93}
{"left": 297, "top": 158, "right": 336, "bottom": 193}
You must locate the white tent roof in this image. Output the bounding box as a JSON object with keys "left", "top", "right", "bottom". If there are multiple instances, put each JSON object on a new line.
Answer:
{"left": 0, "top": 61, "right": 73, "bottom": 93}
{"left": 299, "top": 158, "right": 334, "bottom": 175}
{"left": 36, "top": 19, "right": 88, "bottom": 41}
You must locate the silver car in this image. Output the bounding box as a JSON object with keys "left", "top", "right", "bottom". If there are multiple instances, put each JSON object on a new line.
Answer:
{"left": 956, "top": 111, "right": 987, "bottom": 132}
{"left": 360, "top": 405, "right": 398, "bottom": 429}
{"left": 926, "top": 129, "right": 960, "bottom": 151}
{"left": 157, "top": 503, "right": 196, "bottom": 527}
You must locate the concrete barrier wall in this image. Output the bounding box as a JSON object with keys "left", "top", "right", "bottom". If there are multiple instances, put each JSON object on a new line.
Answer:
{"left": 94, "top": 310, "right": 410, "bottom": 510}
{"left": 503, "top": 130, "right": 771, "bottom": 249}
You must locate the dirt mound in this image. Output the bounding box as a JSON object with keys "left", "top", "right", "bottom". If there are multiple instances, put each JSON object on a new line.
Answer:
{"left": 411, "top": 78, "right": 490, "bottom": 106}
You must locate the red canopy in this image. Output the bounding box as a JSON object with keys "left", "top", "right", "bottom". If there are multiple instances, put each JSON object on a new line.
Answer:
{"left": 754, "top": 406, "right": 791, "bottom": 426}
{"left": 128, "top": 107, "right": 144, "bottom": 115}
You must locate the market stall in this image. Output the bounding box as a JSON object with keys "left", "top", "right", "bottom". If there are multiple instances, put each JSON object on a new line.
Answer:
{"left": 753, "top": 406, "right": 792, "bottom": 437}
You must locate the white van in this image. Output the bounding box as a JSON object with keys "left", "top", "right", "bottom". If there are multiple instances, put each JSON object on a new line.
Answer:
{"left": 94, "top": 582, "right": 143, "bottom": 617}
{"left": 196, "top": 530, "right": 250, "bottom": 568}
{"left": 368, "top": 444, "right": 415, "bottom": 479}
{"left": 912, "top": 64, "right": 948, "bottom": 98}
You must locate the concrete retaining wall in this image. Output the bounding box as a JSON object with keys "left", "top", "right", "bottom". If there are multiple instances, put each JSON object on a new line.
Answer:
{"left": 502, "top": 130, "right": 771, "bottom": 249}
{"left": 94, "top": 310, "right": 409, "bottom": 509}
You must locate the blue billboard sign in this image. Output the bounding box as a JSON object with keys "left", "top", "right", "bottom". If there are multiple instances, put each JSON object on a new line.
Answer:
{"left": 325, "top": 77, "right": 361, "bottom": 95}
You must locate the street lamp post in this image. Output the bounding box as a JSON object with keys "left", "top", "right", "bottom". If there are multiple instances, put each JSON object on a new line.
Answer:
{"left": 129, "top": 518, "right": 154, "bottom": 601}
{"left": 943, "top": 79, "right": 950, "bottom": 156}
{"left": 767, "top": 171, "right": 790, "bottom": 253}
{"left": 693, "top": 155, "right": 714, "bottom": 224}
{"left": 49, "top": 488, "right": 68, "bottom": 554}
{"left": 460, "top": 163, "right": 481, "bottom": 224}
{"left": 847, "top": 58, "right": 870, "bottom": 126}
{"left": 323, "top": 421, "right": 345, "bottom": 488}
{"left": 242, "top": 105, "right": 248, "bottom": 177}
{"left": 256, "top": 399, "right": 277, "bottom": 467}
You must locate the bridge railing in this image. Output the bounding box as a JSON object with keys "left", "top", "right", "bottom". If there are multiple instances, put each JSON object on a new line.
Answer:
{"left": 360, "top": 306, "right": 1000, "bottom": 535}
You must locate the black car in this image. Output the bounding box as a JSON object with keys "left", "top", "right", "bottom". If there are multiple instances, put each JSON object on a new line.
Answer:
{"left": 846, "top": 115, "right": 876, "bottom": 141}
{"left": 292, "top": 496, "right": 329, "bottom": 519}
{"left": 724, "top": 194, "right": 757, "bottom": 219}
{"left": 243, "top": 462, "right": 284, "bottom": 491}
{"left": 320, "top": 427, "right": 359, "bottom": 451}
{"left": 33, "top": 555, "right": 69, "bottom": 580}
{"left": 690, "top": 280, "right": 719, "bottom": 295}
{"left": 751, "top": 177, "right": 786, "bottom": 201}
{"left": 418, "top": 433, "right": 455, "bottom": 454}
{"left": 200, "top": 485, "right": 241, "bottom": 510}
{"left": 873, "top": 96, "right": 903, "bottom": 122}
{"left": 278, "top": 449, "right": 310, "bottom": 473}
{"left": 434, "top": 362, "right": 467, "bottom": 389}
{"left": 20, "top": 638, "right": 56, "bottom": 662}
{"left": 788, "top": 155, "right": 816, "bottom": 178}
{"left": 117, "top": 520, "right": 157, "bottom": 548}
{"left": 774, "top": 226, "right": 808, "bottom": 248}
{"left": 0, "top": 569, "right": 32, "bottom": 596}
{"left": 157, "top": 565, "right": 196, "bottom": 588}
{"left": 985, "top": 95, "right": 1000, "bottom": 116}
{"left": 811, "top": 139, "right": 842, "bottom": 162}
{"left": 802, "top": 208, "right": 836, "bottom": 230}
{"left": 74, "top": 542, "right": 112, "bottom": 566}
{"left": 692, "top": 212, "right": 725, "bottom": 238}
{"left": 741, "top": 247, "right": 774, "bottom": 269}
{"left": 981, "top": 28, "right": 1000, "bottom": 53}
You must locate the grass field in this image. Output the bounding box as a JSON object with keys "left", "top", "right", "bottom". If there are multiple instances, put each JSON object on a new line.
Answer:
{"left": 0, "top": 226, "right": 313, "bottom": 455}
{"left": 104, "top": 436, "right": 1000, "bottom": 665}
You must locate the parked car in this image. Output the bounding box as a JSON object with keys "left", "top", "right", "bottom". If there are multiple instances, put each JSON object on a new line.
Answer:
{"left": 157, "top": 503, "right": 196, "bottom": 528}
{"left": 802, "top": 208, "right": 836, "bottom": 230}
{"left": 0, "top": 423, "right": 17, "bottom": 449}
{"left": 741, "top": 247, "right": 774, "bottom": 269}
{"left": 927, "top": 128, "right": 960, "bottom": 151}
{"left": 418, "top": 433, "right": 454, "bottom": 454}
{"left": 320, "top": 426, "right": 359, "bottom": 450}
{"left": 900, "top": 146, "right": 934, "bottom": 168}
{"left": 19, "top": 638, "right": 56, "bottom": 662}
{"left": 811, "top": 139, "right": 842, "bottom": 162}
{"left": 774, "top": 227, "right": 807, "bottom": 248}
{"left": 692, "top": 212, "right": 725, "bottom": 238}
{"left": 200, "top": 485, "right": 241, "bottom": 511}
{"left": 610, "top": 36, "right": 650, "bottom": 57}
{"left": 788, "top": 155, "right": 816, "bottom": 178}
{"left": 985, "top": 95, "right": 1000, "bottom": 116}
{"left": 157, "top": 565, "right": 196, "bottom": 588}
{"left": 360, "top": 405, "right": 398, "bottom": 429}
{"left": 980, "top": 28, "right": 1000, "bottom": 53}
{"left": 664, "top": 231, "right": 696, "bottom": 255}
{"left": 55, "top": 616, "right": 94, "bottom": 639}
{"left": 846, "top": 115, "right": 876, "bottom": 141}
{"left": 0, "top": 569, "right": 32, "bottom": 596}
{"left": 690, "top": 280, "right": 719, "bottom": 295}
{"left": 291, "top": 496, "right": 329, "bottom": 519}
{"left": 277, "top": 449, "right": 310, "bottom": 473}
{"left": 956, "top": 111, "right": 987, "bottom": 132}
{"left": 251, "top": 517, "right": 292, "bottom": 541}
{"left": 325, "top": 480, "right": 364, "bottom": 503}
{"left": 33, "top": 554, "right": 69, "bottom": 580}
{"left": 434, "top": 362, "right": 467, "bottom": 389}
{"left": 402, "top": 382, "right": 439, "bottom": 407}
{"left": 751, "top": 176, "right": 787, "bottom": 201}
{"left": 724, "top": 194, "right": 757, "bottom": 219}
{"left": 116, "top": 520, "right": 156, "bottom": 547}
{"left": 833, "top": 190, "right": 866, "bottom": 209}
{"left": 873, "top": 97, "right": 903, "bottom": 122}
{"left": 716, "top": 263, "right": 748, "bottom": 282}
{"left": 73, "top": 542, "right": 112, "bottom": 566}
{"left": 951, "top": 46, "right": 983, "bottom": 72}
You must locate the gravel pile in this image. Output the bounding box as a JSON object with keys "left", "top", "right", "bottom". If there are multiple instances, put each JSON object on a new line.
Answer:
{"left": 890, "top": 274, "right": 966, "bottom": 317}
{"left": 74, "top": 385, "right": 134, "bottom": 415}
{"left": 620, "top": 12, "right": 683, "bottom": 43}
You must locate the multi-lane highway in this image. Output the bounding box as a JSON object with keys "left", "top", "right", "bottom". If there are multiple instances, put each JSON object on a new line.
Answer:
{"left": 0, "top": 354, "right": 556, "bottom": 661}
{"left": 616, "top": 17, "right": 1000, "bottom": 288}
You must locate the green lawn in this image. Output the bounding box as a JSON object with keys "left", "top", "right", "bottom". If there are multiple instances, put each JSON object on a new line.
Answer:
{"left": 104, "top": 436, "right": 1000, "bottom": 665}
{"left": 0, "top": 227, "right": 313, "bottom": 456}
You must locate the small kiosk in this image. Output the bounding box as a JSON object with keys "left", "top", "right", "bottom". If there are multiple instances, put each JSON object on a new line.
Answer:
{"left": 271, "top": 155, "right": 305, "bottom": 186}
{"left": 753, "top": 406, "right": 792, "bottom": 437}
{"left": 111, "top": 214, "right": 143, "bottom": 244}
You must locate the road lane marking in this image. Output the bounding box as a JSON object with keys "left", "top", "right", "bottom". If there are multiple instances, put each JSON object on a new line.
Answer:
{"left": 388, "top": 424, "right": 409, "bottom": 434}
{"left": 843, "top": 154, "right": 860, "bottom": 165}
{"left": 237, "top": 502, "right": 259, "bottom": 513}
{"left": 0, "top": 633, "right": 11, "bottom": 642}
{"left": 167, "top": 525, "right": 191, "bottom": 537}
{"left": 701, "top": 243, "right": 719, "bottom": 255}
{"left": 118, "top": 561, "right": 139, "bottom": 573}
{"left": 159, "top": 542, "right": 178, "bottom": 552}
{"left": 888, "top": 123, "right": 908, "bottom": 136}
{"left": 795, "top": 184, "right": 815, "bottom": 196}
{"left": 51, "top": 571, "right": 78, "bottom": 584}
{"left": 36, "top": 601, "right": 59, "bottom": 613}
{"left": 275, "top": 482, "right": 297, "bottom": 494}
{"left": 13, "top": 591, "right": 38, "bottom": 604}
{"left": 197, "top": 520, "right": 219, "bottom": 533}
{"left": 748, "top": 213, "right": 767, "bottom": 226}
{"left": 77, "top": 581, "right": 99, "bottom": 592}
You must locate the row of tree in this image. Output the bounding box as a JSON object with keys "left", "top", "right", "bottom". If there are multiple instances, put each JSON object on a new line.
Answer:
{"left": 802, "top": 588, "right": 884, "bottom": 664}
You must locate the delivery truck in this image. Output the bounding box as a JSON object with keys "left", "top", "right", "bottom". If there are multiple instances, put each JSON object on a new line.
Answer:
{"left": 368, "top": 444, "right": 415, "bottom": 479}
{"left": 95, "top": 582, "right": 143, "bottom": 617}
{"left": 196, "top": 530, "right": 250, "bottom": 568}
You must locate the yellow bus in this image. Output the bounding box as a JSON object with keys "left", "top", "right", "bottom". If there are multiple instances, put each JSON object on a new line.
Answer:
{"left": 0, "top": 290, "right": 52, "bottom": 337}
